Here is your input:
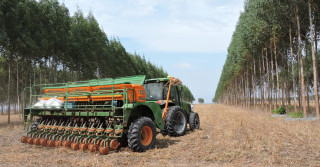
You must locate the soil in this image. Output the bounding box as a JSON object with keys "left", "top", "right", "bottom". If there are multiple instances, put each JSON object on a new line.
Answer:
{"left": 0, "top": 104, "right": 320, "bottom": 167}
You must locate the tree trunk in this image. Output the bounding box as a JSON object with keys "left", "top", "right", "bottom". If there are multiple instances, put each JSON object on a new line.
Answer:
{"left": 296, "top": 4, "right": 307, "bottom": 117}
{"left": 246, "top": 67, "right": 251, "bottom": 108}
{"left": 271, "top": 46, "right": 275, "bottom": 110}
{"left": 298, "top": 67, "right": 301, "bottom": 108}
{"left": 260, "top": 56, "right": 264, "bottom": 110}
{"left": 40, "top": 61, "right": 42, "bottom": 84}
{"left": 307, "top": 86, "right": 310, "bottom": 108}
{"left": 33, "top": 62, "right": 36, "bottom": 86}
{"left": 274, "top": 35, "right": 280, "bottom": 107}
{"left": 45, "top": 59, "right": 47, "bottom": 84}
{"left": 263, "top": 49, "right": 267, "bottom": 111}
{"left": 243, "top": 74, "right": 245, "bottom": 108}
{"left": 16, "top": 59, "right": 20, "bottom": 114}
{"left": 266, "top": 47, "right": 271, "bottom": 112}
{"left": 253, "top": 56, "right": 256, "bottom": 110}
{"left": 309, "top": 0, "right": 320, "bottom": 119}
{"left": 7, "top": 55, "right": 12, "bottom": 123}
{"left": 286, "top": 50, "right": 290, "bottom": 105}
{"left": 290, "top": 26, "right": 298, "bottom": 112}
{"left": 282, "top": 82, "right": 285, "bottom": 105}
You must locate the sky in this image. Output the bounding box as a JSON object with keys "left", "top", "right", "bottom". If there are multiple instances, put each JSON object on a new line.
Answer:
{"left": 58, "top": 0, "right": 244, "bottom": 103}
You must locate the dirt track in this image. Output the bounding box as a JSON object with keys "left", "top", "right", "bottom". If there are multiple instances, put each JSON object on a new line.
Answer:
{"left": 1, "top": 104, "right": 320, "bottom": 167}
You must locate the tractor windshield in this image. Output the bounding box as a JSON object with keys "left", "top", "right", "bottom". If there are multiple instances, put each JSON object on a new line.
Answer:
{"left": 143, "top": 82, "right": 164, "bottom": 100}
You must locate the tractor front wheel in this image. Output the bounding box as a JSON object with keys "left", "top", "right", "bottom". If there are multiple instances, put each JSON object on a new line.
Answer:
{"left": 166, "top": 106, "right": 187, "bottom": 137}
{"left": 128, "top": 117, "right": 156, "bottom": 152}
{"left": 189, "top": 112, "right": 200, "bottom": 130}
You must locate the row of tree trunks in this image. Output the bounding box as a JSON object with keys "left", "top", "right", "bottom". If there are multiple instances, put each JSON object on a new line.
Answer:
{"left": 217, "top": 1, "right": 320, "bottom": 120}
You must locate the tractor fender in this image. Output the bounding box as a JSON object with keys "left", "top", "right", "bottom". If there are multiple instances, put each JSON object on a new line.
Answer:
{"left": 129, "top": 102, "right": 164, "bottom": 130}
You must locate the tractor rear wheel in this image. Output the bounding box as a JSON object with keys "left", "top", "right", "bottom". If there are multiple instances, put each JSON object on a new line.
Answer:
{"left": 166, "top": 106, "right": 187, "bottom": 137}
{"left": 128, "top": 117, "right": 156, "bottom": 152}
{"left": 189, "top": 112, "right": 200, "bottom": 130}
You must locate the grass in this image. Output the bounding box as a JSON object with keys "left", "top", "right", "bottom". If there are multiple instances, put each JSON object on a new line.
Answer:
{"left": 271, "top": 106, "right": 286, "bottom": 114}
{"left": 287, "top": 111, "right": 304, "bottom": 118}
{"left": 1, "top": 104, "right": 320, "bottom": 166}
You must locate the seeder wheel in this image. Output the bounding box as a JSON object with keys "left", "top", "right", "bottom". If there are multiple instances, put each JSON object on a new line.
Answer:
{"left": 71, "top": 142, "right": 80, "bottom": 151}
{"left": 65, "top": 141, "right": 72, "bottom": 148}
{"left": 89, "top": 144, "right": 99, "bottom": 152}
{"left": 62, "top": 141, "right": 67, "bottom": 147}
{"left": 40, "top": 138, "right": 45, "bottom": 145}
{"left": 55, "top": 140, "right": 61, "bottom": 147}
{"left": 109, "top": 139, "right": 120, "bottom": 150}
{"left": 34, "top": 138, "right": 41, "bottom": 145}
{"left": 99, "top": 146, "right": 109, "bottom": 155}
{"left": 80, "top": 143, "right": 89, "bottom": 151}
{"left": 48, "top": 140, "right": 55, "bottom": 147}
{"left": 41, "top": 139, "right": 48, "bottom": 146}
{"left": 27, "top": 137, "right": 34, "bottom": 144}
{"left": 21, "top": 136, "right": 27, "bottom": 143}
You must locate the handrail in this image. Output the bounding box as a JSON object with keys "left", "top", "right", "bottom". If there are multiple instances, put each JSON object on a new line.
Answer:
{"left": 23, "top": 81, "right": 135, "bottom": 112}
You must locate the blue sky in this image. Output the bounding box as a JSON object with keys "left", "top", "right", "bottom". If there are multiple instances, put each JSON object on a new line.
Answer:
{"left": 58, "top": 0, "right": 244, "bottom": 103}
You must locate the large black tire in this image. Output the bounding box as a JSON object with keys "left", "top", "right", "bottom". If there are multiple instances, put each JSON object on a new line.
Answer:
{"left": 160, "top": 125, "right": 168, "bottom": 136}
{"left": 189, "top": 112, "right": 200, "bottom": 130}
{"left": 166, "top": 106, "right": 187, "bottom": 137}
{"left": 160, "top": 108, "right": 168, "bottom": 136}
{"left": 128, "top": 117, "right": 156, "bottom": 152}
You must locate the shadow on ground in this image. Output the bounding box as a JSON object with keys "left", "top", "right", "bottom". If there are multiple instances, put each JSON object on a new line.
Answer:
{"left": 155, "top": 137, "right": 180, "bottom": 149}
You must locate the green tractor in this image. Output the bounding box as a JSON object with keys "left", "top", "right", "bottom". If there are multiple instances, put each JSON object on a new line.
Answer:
{"left": 21, "top": 75, "right": 200, "bottom": 154}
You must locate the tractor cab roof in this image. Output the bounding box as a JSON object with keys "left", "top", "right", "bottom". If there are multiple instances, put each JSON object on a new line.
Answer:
{"left": 144, "top": 78, "right": 170, "bottom": 84}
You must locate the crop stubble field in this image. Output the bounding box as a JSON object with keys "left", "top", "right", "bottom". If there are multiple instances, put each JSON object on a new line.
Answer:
{"left": 1, "top": 104, "right": 320, "bottom": 167}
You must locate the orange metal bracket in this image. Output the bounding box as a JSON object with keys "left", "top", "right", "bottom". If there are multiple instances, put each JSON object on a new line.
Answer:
{"left": 162, "top": 77, "right": 174, "bottom": 122}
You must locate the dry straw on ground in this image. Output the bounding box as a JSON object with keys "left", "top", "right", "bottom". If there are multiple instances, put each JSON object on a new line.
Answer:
{"left": 0, "top": 104, "right": 320, "bottom": 167}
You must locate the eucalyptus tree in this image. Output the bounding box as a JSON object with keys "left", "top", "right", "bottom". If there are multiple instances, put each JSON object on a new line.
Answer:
{"left": 308, "top": 0, "right": 319, "bottom": 119}
{"left": 214, "top": 0, "right": 320, "bottom": 119}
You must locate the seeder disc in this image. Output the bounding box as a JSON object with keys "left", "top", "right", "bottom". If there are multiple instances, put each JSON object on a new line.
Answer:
{"left": 80, "top": 143, "right": 88, "bottom": 151}
{"left": 109, "top": 140, "right": 120, "bottom": 150}
{"left": 48, "top": 140, "right": 56, "bottom": 147}
{"left": 41, "top": 139, "right": 48, "bottom": 146}
{"left": 55, "top": 140, "right": 61, "bottom": 147}
{"left": 21, "top": 136, "right": 27, "bottom": 143}
{"left": 27, "top": 137, "right": 34, "bottom": 144}
{"left": 34, "top": 138, "right": 41, "bottom": 145}
{"left": 71, "top": 142, "right": 80, "bottom": 151}
{"left": 99, "top": 146, "right": 109, "bottom": 155}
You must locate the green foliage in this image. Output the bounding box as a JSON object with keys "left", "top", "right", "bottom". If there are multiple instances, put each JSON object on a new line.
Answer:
{"left": 198, "top": 98, "right": 204, "bottom": 104}
{"left": 271, "top": 107, "right": 286, "bottom": 115}
{"left": 181, "top": 85, "right": 195, "bottom": 102}
{"left": 287, "top": 111, "right": 303, "bottom": 118}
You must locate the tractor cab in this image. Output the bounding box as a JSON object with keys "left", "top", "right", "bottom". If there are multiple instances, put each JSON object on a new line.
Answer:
{"left": 143, "top": 77, "right": 183, "bottom": 106}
